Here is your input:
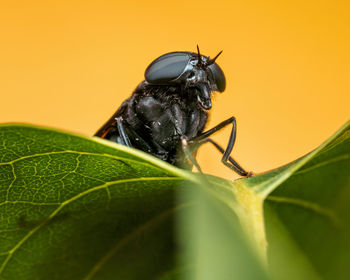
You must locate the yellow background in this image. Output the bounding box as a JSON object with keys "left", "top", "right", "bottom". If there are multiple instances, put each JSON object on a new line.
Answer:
{"left": 1, "top": 0, "right": 349, "bottom": 179}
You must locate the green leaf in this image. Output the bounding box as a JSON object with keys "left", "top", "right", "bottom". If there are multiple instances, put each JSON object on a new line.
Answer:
{"left": 0, "top": 124, "right": 195, "bottom": 279}
{"left": 179, "top": 121, "right": 350, "bottom": 280}
{"left": 177, "top": 180, "right": 270, "bottom": 280}
{"left": 263, "top": 121, "right": 350, "bottom": 280}
{"left": 0, "top": 121, "right": 349, "bottom": 280}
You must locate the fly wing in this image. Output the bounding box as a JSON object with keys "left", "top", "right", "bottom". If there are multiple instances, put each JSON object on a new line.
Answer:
{"left": 94, "top": 100, "right": 128, "bottom": 138}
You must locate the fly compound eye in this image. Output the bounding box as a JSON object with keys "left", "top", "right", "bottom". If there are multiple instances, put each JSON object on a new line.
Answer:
{"left": 145, "top": 52, "right": 191, "bottom": 84}
{"left": 207, "top": 63, "right": 226, "bottom": 92}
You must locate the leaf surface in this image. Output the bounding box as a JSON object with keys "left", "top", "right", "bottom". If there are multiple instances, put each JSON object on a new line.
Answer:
{"left": 0, "top": 121, "right": 349, "bottom": 280}
{"left": 180, "top": 121, "right": 350, "bottom": 280}
{"left": 0, "top": 124, "right": 194, "bottom": 279}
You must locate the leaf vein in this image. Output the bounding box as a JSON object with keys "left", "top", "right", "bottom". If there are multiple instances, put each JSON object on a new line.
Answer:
{"left": 0, "top": 150, "right": 166, "bottom": 174}
{"left": 0, "top": 201, "right": 61, "bottom": 207}
{"left": 293, "top": 154, "right": 350, "bottom": 176}
{"left": 266, "top": 195, "right": 341, "bottom": 227}
{"left": 0, "top": 176, "right": 182, "bottom": 275}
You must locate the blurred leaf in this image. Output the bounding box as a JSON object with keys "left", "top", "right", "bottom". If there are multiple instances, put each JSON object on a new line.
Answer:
{"left": 0, "top": 121, "right": 349, "bottom": 280}
{"left": 180, "top": 121, "right": 350, "bottom": 280}
{"left": 178, "top": 179, "right": 270, "bottom": 280}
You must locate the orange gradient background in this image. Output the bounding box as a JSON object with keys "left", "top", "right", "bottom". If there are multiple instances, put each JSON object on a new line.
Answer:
{"left": 1, "top": 1, "right": 349, "bottom": 179}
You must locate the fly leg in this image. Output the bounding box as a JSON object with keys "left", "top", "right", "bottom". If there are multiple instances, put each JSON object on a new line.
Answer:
{"left": 180, "top": 136, "right": 203, "bottom": 173}
{"left": 115, "top": 117, "right": 168, "bottom": 159}
{"left": 197, "top": 138, "right": 252, "bottom": 177}
{"left": 116, "top": 117, "right": 132, "bottom": 146}
{"left": 189, "top": 116, "right": 252, "bottom": 177}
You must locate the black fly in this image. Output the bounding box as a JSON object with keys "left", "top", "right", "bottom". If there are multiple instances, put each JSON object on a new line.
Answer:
{"left": 95, "top": 46, "right": 251, "bottom": 176}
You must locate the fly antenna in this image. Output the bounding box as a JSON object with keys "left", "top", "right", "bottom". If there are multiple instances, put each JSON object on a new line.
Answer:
{"left": 196, "top": 45, "right": 203, "bottom": 67}
{"left": 206, "top": 50, "right": 223, "bottom": 66}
